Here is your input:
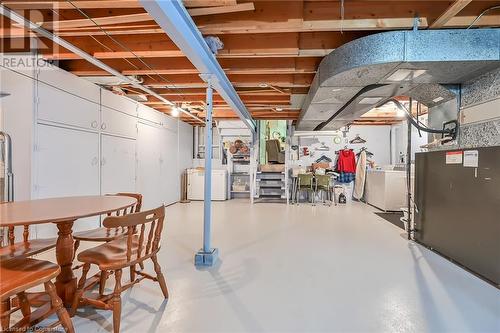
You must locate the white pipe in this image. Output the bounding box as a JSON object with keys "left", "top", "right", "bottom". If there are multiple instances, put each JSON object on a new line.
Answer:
{"left": 0, "top": 4, "right": 204, "bottom": 124}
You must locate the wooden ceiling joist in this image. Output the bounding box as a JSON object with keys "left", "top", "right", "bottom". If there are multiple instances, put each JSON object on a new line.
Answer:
{"left": 188, "top": 3, "right": 255, "bottom": 17}
{"left": 1, "top": 1, "right": 143, "bottom": 10}
{"left": 2, "top": 0, "right": 499, "bottom": 126}
{"left": 430, "top": 0, "right": 473, "bottom": 28}
{"left": 183, "top": 0, "right": 237, "bottom": 8}
{"left": 40, "top": 13, "right": 153, "bottom": 30}
{"left": 60, "top": 57, "right": 319, "bottom": 76}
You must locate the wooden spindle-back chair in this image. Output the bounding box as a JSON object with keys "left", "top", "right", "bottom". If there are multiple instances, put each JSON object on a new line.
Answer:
{"left": 72, "top": 193, "right": 143, "bottom": 291}
{"left": 71, "top": 205, "right": 168, "bottom": 333}
{"left": 73, "top": 192, "right": 143, "bottom": 251}
{"left": 0, "top": 224, "right": 57, "bottom": 262}
{"left": 0, "top": 258, "right": 75, "bottom": 332}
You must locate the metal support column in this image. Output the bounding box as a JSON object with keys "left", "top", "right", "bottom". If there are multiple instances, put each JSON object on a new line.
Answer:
{"left": 406, "top": 99, "right": 413, "bottom": 240}
{"left": 194, "top": 74, "right": 219, "bottom": 267}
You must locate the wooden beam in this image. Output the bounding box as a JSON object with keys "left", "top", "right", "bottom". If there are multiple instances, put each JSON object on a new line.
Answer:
{"left": 39, "top": 13, "right": 153, "bottom": 30}
{"left": 60, "top": 57, "right": 319, "bottom": 76}
{"left": 141, "top": 74, "right": 314, "bottom": 88}
{"left": 430, "top": 0, "right": 473, "bottom": 28}
{"left": 188, "top": 3, "right": 255, "bottom": 17}
{"left": 35, "top": 32, "right": 357, "bottom": 59}
{"left": 197, "top": 17, "right": 429, "bottom": 34}
{"left": 2, "top": 1, "right": 143, "bottom": 9}
{"left": 183, "top": 0, "right": 237, "bottom": 8}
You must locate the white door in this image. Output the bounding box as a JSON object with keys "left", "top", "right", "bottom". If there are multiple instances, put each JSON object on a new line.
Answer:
{"left": 101, "top": 134, "right": 136, "bottom": 195}
{"left": 37, "top": 82, "right": 100, "bottom": 131}
{"left": 136, "top": 122, "right": 163, "bottom": 209}
{"left": 161, "top": 128, "right": 179, "bottom": 205}
{"left": 34, "top": 124, "right": 100, "bottom": 237}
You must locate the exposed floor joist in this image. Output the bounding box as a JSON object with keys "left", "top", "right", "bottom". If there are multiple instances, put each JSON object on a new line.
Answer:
{"left": 430, "top": 0, "right": 474, "bottom": 28}
{"left": 1, "top": 0, "right": 499, "bottom": 125}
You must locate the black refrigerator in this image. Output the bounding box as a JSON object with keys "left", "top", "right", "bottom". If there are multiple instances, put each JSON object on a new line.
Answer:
{"left": 415, "top": 146, "right": 500, "bottom": 286}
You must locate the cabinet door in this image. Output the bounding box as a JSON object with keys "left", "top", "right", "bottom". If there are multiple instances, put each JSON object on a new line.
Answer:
{"left": 101, "top": 106, "right": 137, "bottom": 138}
{"left": 100, "top": 88, "right": 137, "bottom": 117}
{"left": 136, "top": 122, "right": 163, "bottom": 209}
{"left": 34, "top": 124, "right": 100, "bottom": 237}
{"left": 137, "top": 104, "right": 163, "bottom": 125}
{"left": 101, "top": 134, "right": 136, "bottom": 195}
{"left": 38, "top": 63, "right": 100, "bottom": 103}
{"left": 161, "top": 128, "right": 179, "bottom": 205}
{"left": 37, "top": 82, "right": 100, "bottom": 130}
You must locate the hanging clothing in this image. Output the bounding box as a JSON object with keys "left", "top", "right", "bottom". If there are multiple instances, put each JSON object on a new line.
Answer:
{"left": 353, "top": 150, "right": 367, "bottom": 200}
{"left": 336, "top": 149, "right": 356, "bottom": 173}
{"left": 338, "top": 172, "right": 355, "bottom": 183}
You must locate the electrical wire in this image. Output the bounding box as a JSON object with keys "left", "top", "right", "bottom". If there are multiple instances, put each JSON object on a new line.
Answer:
{"left": 467, "top": 5, "right": 500, "bottom": 29}
{"left": 64, "top": 0, "right": 202, "bottom": 120}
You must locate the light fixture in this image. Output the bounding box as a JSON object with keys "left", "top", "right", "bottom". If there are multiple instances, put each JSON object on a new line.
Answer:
{"left": 275, "top": 107, "right": 283, "bottom": 112}
{"left": 386, "top": 69, "right": 426, "bottom": 82}
{"left": 358, "top": 97, "right": 383, "bottom": 105}
{"left": 171, "top": 107, "right": 180, "bottom": 117}
{"left": 331, "top": 88, "right": 342, "bottom": 92}
{"left": 432, "top": 96, "right": 444, "bottom": 103}
{"left": 258, "top": 83, "right": 268, "bottom": 88}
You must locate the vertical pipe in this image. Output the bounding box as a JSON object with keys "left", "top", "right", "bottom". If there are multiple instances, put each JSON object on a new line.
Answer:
{"left": 203, "top": 81, "right": 213, "bottom": 253}
{"left": 406, "top": 99, "right": 413, "bottom": 240}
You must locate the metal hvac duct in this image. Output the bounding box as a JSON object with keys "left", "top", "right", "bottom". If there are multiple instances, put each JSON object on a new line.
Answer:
{"left": 297, "top": 29, "right": 500, "bottom": 131}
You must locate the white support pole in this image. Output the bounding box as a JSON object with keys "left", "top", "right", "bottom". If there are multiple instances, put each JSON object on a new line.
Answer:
{"left": 203, "top": 81, "right": 213, "bottom": 253}
{"left": 195, "top": 74, "right": 219, "bottom": 267}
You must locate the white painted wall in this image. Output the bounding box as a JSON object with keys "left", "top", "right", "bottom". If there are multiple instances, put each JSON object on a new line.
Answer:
{"left": 293, "top": 125, "right": 392, "bottom": 167}
{"left": 1, "top": 63, "right": 193, "bottom": 238}
{"left": 0, "top": 67, "right": 35, "bottom": 201}
{"left": 391, "top": 117, "right": 428, "bottom": 164}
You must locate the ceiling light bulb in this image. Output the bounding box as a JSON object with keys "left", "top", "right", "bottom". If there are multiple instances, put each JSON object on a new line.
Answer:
{"left": 275, "top": 107, "right": 283, "bottom": 112}
{"left": 171, "top": 107, "right": 180, "bottom": 117}
{"left": 259, "top": 83, "right": 268, "bottom": 88}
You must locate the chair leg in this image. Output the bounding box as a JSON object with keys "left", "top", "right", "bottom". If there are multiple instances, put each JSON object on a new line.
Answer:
{"left": 112, "top": 269, "right": 122, "bottom": 333}
{"left": 17, "top": 292, "right": 31, "bottom": 317}
{"left": 71, "top": 263, "right": 90, "bottom": 316}
{"left": 1, "top": 298, "right": 10, "bottom": 331}
{"left": 72, "top": 240, "right": 80, "bottom": 262}
{"left": 45, "top": 281, "right": 75, "bottom": 333}
{"left": 129, "top": 265, "right": 136, "bottom": 283}
{"left": 151, "top": 255, "right": 169, "bottom": 299}
{"left": 99, "top": 270, "right": 109, "bottom": 296}
{"left": 139, "top": 262, "right": 145, "bottom": 270}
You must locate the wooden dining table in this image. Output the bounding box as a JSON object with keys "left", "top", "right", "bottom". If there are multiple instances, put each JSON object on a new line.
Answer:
{"left": 0, "top": 195, "right": 137, "bottom": 305}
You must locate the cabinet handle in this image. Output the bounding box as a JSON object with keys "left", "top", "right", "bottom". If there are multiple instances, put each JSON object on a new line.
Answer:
{"left": 101, "top": 123, "right": 107, "bottom": 130}
{"left": 91, "top": 121, "right": 98, "bottom": 128}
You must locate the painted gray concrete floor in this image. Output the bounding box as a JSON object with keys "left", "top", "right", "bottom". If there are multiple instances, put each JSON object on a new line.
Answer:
{"left": 42, "top": 200, "right": 499, "bottom": 332}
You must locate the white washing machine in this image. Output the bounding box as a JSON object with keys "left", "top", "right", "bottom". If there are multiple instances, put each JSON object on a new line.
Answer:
{"left": 187, "top": 168, "right": 228, "bottom": 201}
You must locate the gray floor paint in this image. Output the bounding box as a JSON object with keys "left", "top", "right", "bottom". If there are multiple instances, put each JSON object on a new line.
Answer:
{"left": 42, "top": 200, "right": 500, "bottom": 332}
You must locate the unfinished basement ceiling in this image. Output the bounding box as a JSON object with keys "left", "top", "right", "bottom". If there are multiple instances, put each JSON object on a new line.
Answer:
{"left": 1, "top": 0, "right": 500, "bottom": 126}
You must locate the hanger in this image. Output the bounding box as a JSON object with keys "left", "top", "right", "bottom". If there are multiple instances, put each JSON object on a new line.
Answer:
{"left": 315, "top": 142, "right": 330, "bottom": 151}
{"left": 357, "top": 147, "right": 373, "bottom": 157}
{"left": 349, "top": 134, "right": 366, "bottom": 144}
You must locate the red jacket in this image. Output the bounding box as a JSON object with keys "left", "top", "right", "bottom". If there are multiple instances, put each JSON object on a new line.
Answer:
{"left": 337, "top": 149, "right": 356, "bottom": 173}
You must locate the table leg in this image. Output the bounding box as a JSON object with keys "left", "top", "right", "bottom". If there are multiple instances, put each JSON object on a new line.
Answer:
{"left": 54, "top": 220, "right": 77, "bottom": 306}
